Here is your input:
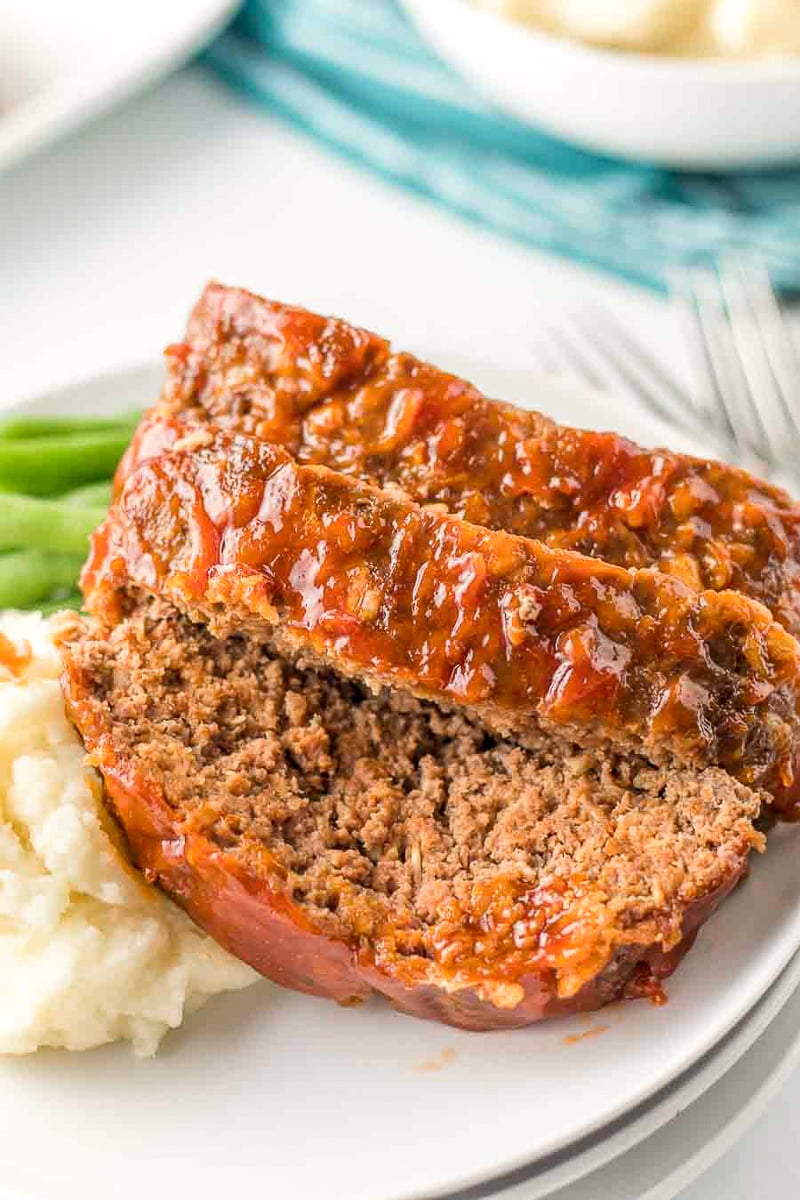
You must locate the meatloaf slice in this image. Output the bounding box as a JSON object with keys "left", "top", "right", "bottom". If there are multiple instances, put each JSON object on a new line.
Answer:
{"left": 118, "top": 282, "right": 800, "bottom": 637}
{"left": 83, "top": 425, "right": 800, "bottom": 812}
{"left": 62, "top": 599, "right": 764, "bottom": 1030}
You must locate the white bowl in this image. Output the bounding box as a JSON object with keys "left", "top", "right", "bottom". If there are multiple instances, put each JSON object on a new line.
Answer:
{"left": 399, "top": 0, "right": 800, "bottom": 168}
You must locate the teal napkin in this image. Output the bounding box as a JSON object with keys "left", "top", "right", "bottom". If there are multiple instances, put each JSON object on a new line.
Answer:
{"left": 206, "top": 0, "right": 800, "bottom": 292}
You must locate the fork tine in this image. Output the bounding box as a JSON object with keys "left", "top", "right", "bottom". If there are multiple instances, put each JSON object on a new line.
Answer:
{"left": 669, "top": 267, "right": 737, "bottom": 440}
{"left": 546, "top": 323, "right": 628, "bottom": 395}
{"left": 676, "top": 267, "right": 767, "bottom": 466}
{"left": 739, "top": 258, "right": 800, "bottom": 453}
{"left": 577, "top": 303, "right": 694, "bottom": 413}
{"left": 531, "top": 333, "right": 572, "bottom": 381}
{"left": 565, "top": 310, "right": 705, "bottom": 436}
{"left": 718, "top": 259, "right": 793, "bottom": 462}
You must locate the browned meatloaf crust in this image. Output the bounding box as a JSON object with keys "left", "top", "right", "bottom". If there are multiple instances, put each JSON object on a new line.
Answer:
{"left": 117, "top": 282, "right": 800, "bottom": 637}
{"left": 84, "top": 425, "right": 800, "bottom": 812}
{"left": 62, "top": 599, "right": 764, "bottom": 1030}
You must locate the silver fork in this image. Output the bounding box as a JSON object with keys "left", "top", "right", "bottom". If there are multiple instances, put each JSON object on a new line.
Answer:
{"left": 540, "top": 267, "right": 800, "bottom": 494}
{"left": 538, "top": 302, "right": 731, "bottom": 453}
{"left": 671, "top": 259, "right": 800, "bottom": 490}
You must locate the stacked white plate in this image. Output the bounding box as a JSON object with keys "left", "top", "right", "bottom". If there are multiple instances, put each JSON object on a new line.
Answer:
{"left": 0, "top": 361, "right": 798, "bottom": 1200}
{"left": 0, "top": 0, "right": 238, "bottom": 174}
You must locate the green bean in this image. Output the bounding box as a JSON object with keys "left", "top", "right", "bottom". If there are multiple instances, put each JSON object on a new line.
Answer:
{"left": 0, "top": 413, "right": 140, "bottom": 440}
{"left": 61, "top": 480, "right": 113, "bottom": 508}
{"left": 38, "top": 591, "right": 83, "bottom": 616}
{"left": 0, "top": 430, "right": 132, "bottom": 496}
{"left": 0, "top": 493, "right": 106, "bottom": 554}
{"left": 0, "top": 551, "right": 84, "bottom": 608}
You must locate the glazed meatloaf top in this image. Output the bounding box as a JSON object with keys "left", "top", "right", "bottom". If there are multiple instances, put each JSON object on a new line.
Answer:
{"left": 118, "top": 282, "right": 800, "bottom": 636}
{"left": 83, "top": 424, "right": 800, "bottom": 812}
{"left": 62, "top": 598, "right": 764, "bottom": 1028}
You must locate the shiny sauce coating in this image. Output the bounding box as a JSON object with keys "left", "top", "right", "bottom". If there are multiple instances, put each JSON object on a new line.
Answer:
{"left": 88, "top": 427, "right": 800, "bottom": 810}
{"left": 120, "top": 283, "right": 800, "bottom": 640}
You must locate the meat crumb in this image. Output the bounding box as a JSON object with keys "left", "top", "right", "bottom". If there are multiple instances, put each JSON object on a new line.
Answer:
{"left": 562, "top": 1024, "right": 610, "bottom": 1046}
{"left": 414, "top": 1047, "right": 457, "bottom": 1073}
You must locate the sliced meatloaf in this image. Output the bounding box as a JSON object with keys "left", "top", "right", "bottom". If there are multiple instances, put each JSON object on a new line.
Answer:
{"left": 62, "top": 598, "right": 765, "bottom": 1030}
{"left": 118, "top": 282, "right": 800, "bottom": 637}
{"left": 83, "top": 425, "right": 800, "bottom": 813}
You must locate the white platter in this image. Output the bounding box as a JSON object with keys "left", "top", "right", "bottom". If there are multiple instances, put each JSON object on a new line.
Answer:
{"left": 0, "top": 0, "right": 238, "bottom": 175}
{"left": 0, "top": 361, "right": 799, "bottom": 1200}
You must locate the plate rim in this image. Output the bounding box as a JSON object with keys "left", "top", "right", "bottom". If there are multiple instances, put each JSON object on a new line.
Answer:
{"left": 441, "top": 941, "right": 800, "bottom": 1200}
{"left": 0, "top": 0, "right": 239, "bottom": 175}
{"left": 2, "top": 359, "right": 799, "bottom": 1200}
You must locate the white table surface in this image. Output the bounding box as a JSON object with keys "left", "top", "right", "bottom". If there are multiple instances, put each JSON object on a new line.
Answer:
{"left": 0, "top": 62, "right": 799, "bottom": 1200}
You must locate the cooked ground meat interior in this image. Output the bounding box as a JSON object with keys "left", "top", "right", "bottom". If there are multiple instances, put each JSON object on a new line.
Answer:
{"left": 66, "top": 599, "right": 764, "bottom": 1018}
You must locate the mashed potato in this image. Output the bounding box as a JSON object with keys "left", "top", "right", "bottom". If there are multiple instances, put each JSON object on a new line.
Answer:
{"left": 0, "top": 612, "right": 258, "bottom": 1056}
{"left": 477, "top": 0, "right": 800, "bottom": 58}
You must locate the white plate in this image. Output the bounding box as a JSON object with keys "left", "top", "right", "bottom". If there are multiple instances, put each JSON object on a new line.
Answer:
{"left": 1, "top": 361, "right": 799, "bottom": 1200}
{"left": 0, "top": 0, "right": 238, "bottom": 175}
{"left": 399, "top": 0, "right": 800, "bottom": 168}
{"left": 503, "top": 947, "right": 800, "bottom": 1200}
{"left": 482, "top": 919, "right": 800, "bottom": 1199}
